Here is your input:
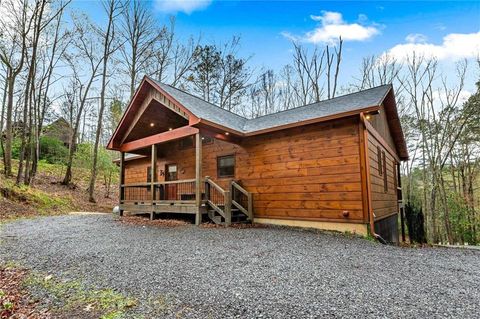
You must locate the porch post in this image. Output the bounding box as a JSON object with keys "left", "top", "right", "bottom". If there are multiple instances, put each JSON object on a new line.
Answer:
{"left": 119, "top": 152, "right": 125, "bottom": 216}
{"left": 150, "top": 144, "right": 157, "bottom": 220}
{"left": 195, "top": 133, "right": 202, "bottom": 225}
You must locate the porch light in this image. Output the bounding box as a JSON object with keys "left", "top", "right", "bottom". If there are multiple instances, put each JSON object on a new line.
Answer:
{"left": 150, "top": 122, "right": 155, "bottom": 127}
{"left": 225, "top": 132, "right": 229, "bottom": 135}
{"left": 169, "top": 128, "right": 173, "bottom": 131}
{"left": 365, "top": 114, "right": 371, "bottom": 120}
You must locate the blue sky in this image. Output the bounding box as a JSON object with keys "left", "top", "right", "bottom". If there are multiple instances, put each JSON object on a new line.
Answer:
{"left": 75, "top": 0, "right": 480, "bottom": 91}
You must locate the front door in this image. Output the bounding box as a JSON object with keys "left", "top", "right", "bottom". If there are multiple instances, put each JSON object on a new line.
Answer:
{"left": 165, "top": 164, "right": 178, "bottom": 200}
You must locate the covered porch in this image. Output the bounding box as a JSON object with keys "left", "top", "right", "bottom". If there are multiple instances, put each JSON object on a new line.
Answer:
{"left": 117, "top": 128, "right": 253, "bottom": 226}
{"left": 108, "top": 77, "right": 253, "bottom": 225}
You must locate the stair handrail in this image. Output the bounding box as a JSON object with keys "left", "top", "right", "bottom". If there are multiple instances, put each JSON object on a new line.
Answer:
{"left": 204, "top": 177, "right": 231, "bottom": 225}
{"left": 205, "top": 176, "right": 225, "bottom": 195}
{"left": 231, "top": 180, "right": 253, "bottom": 221}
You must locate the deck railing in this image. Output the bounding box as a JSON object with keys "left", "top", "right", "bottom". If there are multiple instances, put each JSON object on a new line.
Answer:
{"left": 121, "top": 177, "right": 253, "bottom": 225}
{"left": 121, "top": 179, "right": 198, "bottom": 203}
{"left": 154, "top": 179, "right": 196, "bottom": 201}
{"left": 122, "top": 183, "right": 150, "bottom": 202}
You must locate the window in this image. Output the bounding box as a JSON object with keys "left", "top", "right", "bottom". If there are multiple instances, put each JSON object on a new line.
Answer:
{"left": 217, "top": 155, "right": 235, "bottom": 178}
{"left": 377, "top": 146, "right": 382, "bottom": 175}
{"left": 382, "top": 151, "right": 388, "bottom": 192}
{"left": 165, "top": 164, "right": 177, "bottom": 181}
{"left": 147, "top": 166, "right": 152, "bottom": 183}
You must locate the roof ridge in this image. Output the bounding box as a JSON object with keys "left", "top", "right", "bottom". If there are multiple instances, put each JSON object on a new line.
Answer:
{"left": 247, "top": 83, "right": 392, "bottom": 122}
{"left": 150, "top": 77, "right": 392, "bottom": 127}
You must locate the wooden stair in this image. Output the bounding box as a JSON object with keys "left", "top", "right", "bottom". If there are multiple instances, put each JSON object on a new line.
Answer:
{"left": 207, "top": 207, "right": 249, "bottom": 225}
{"left": 204, "top": 178, "right": 253, "bottom": 226}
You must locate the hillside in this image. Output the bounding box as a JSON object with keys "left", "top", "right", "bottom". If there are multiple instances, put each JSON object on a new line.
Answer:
{"left": 0, "top": 161, "right": 118, "bottom": 223}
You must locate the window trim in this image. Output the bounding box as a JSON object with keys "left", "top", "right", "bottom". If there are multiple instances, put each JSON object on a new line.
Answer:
{"left": 382, "top": 151, "right": 388, "bottom": 193}
{"left": 377, "top": 145, "right": 382, "bottom": 176}
{"left": 165, "top": 163, "right": 178, "bottom": 181}
{"left": 217, "top": 154, "right": 235, "bottom": 178}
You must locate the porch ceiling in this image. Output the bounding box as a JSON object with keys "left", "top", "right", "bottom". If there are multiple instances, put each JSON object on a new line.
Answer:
{"left": 123, "top": 100, "right": 189, "bottom": 143}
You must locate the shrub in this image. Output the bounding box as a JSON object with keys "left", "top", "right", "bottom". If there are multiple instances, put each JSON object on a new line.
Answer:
{"left": 39, "top": 136, "right": 69, "bottom": 164}
{"left": 405, "top": 202, "right": 426, "bottom": 244}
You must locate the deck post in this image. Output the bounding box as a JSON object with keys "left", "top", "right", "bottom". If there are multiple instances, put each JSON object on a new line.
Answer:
{"left": 224, "top": 185, "right": 232, "bottom": 227}
{"left": 119, "top": 152, "right": 125, "bottom": 216}
{"left": 195, "top": 133, "right": 202, "bottom": 225}
{"left": 150, "top": 144, "right": 157, "bottom": 220}
{"left": 247, "top": 193, "right": 253, "bottom": 222}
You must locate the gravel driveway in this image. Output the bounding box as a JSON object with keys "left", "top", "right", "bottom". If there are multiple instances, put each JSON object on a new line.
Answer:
{"left": 1, "top": 215, "right": 479, "bottom": 318}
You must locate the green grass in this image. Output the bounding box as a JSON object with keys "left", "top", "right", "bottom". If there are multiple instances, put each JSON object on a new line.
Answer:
{"left": 24, "top": 271, "right": 137, "bottom": 318}
{"left": 0, "top": 178, "right": 74, "bottom": 217}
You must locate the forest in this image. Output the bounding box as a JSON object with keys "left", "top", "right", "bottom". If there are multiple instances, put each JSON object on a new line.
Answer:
{"left": 1, "top": 0, "right": 479, "bottom": 245}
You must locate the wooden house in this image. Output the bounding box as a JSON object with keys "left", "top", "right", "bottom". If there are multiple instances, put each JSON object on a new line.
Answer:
{"left": 107, "top": 76, "right": 408, "bottom": 243}
{"left": 42, "top": 117, "right": 73, "bottom": 148}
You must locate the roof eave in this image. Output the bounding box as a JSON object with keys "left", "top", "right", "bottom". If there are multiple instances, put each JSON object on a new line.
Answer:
{"left": 243, "top": 105, "right": 381, "bottom": 136}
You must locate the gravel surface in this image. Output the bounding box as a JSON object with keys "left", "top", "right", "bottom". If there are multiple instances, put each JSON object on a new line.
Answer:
{"left": 1, "top": 214, "right": 479, "bottom": 318}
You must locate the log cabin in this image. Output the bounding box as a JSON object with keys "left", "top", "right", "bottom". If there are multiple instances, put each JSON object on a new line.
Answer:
{"left": 107, "top": 76, "right": 408, "bottom": 243}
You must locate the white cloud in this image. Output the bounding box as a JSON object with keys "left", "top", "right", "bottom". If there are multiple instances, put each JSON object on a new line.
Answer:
{"left": 155, "top": 0, "right": 212, "bottom": 14}
{"left": 284, "top": 11, "right": 380, "bottom": 44}
{"left": 405, "top": 33, "right": 428, "bottom": 44}
{"left": 385, "top": 31, "right": 480, "bottom": 61}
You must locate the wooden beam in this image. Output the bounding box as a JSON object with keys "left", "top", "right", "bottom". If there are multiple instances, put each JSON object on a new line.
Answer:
{"left": 150, "top": 144, "right": 157, "bottom": 220}
{"left": 120, "top": 126, "right": 199, "bottom": 152}
{"left": 120, "top": 91, "right": 154, "bottom": 145}
{"left": 195, "top": 133, "right": 202, "bottom": 225}
{"left": 119, "top": 152, "right": 125, "bottom": 216}
{"left": 358, "top": 123, "right": 369, "bottom": 223}
{"left": 107, "top": 77, "right": 151, "bottom": 149}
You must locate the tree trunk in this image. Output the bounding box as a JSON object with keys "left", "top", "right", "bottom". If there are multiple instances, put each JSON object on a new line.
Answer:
{"left": 3, "top": 76, "right": 15, "bottom": 177}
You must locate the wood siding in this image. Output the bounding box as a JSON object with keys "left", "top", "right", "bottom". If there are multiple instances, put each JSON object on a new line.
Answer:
{"left": 124, "top": 117, "right": 364, "bottom": 223}
{"left": 367, "top": 129, "right": 399, "bottom": 220}
{"left": 369, "top": 105, "right": 397, "bottom": 152}
{"left": 240, "top": 117, "right": 363, "bottom": 222}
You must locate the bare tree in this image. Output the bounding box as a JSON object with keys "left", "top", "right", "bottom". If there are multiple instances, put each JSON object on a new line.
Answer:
{"left": 28, "top": 4, "right": 70, "bottom": 184}
{"left": 326, "top": 37, "right": 343, "bottom": 99}
{"left": 62, "top": 15, "right": 103, "bottom": 185}
{"left": 355, "top": 54, "right": 402, "bottom": 90}
{"left": 292, "top": 42, "right": 325, "bottom": 104}
{"left": 88, "top": 0, "right": 123, "bottom": 203}
{"left": 169, "top": 36, "right": 198, "bottom": 87}
{"left": 16, "top": 0, "right": 49, "bottom": 185}
{"left": 0, "top": 0, "right": 35, "bottom": 176}
{"left": 120, "top": 0, "right": 162, "bottom": 99}
{"left": 216, "top": 37, "right": 251, "bottom": 111}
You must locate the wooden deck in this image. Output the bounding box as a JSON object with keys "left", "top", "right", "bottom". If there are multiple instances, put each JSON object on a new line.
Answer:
{"left": 119, "top": 177, "right": 253, "bottom": 225}
{"left": 120, "top": 200, "right": 199, "bottom": 214}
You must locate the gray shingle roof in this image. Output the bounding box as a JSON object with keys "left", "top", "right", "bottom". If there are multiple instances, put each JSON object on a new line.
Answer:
{"left": 154, "top": 79, "right": 391, "bottom": 133}
{"left": 156, "top": 82, "right": 247, "bottom": 132}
